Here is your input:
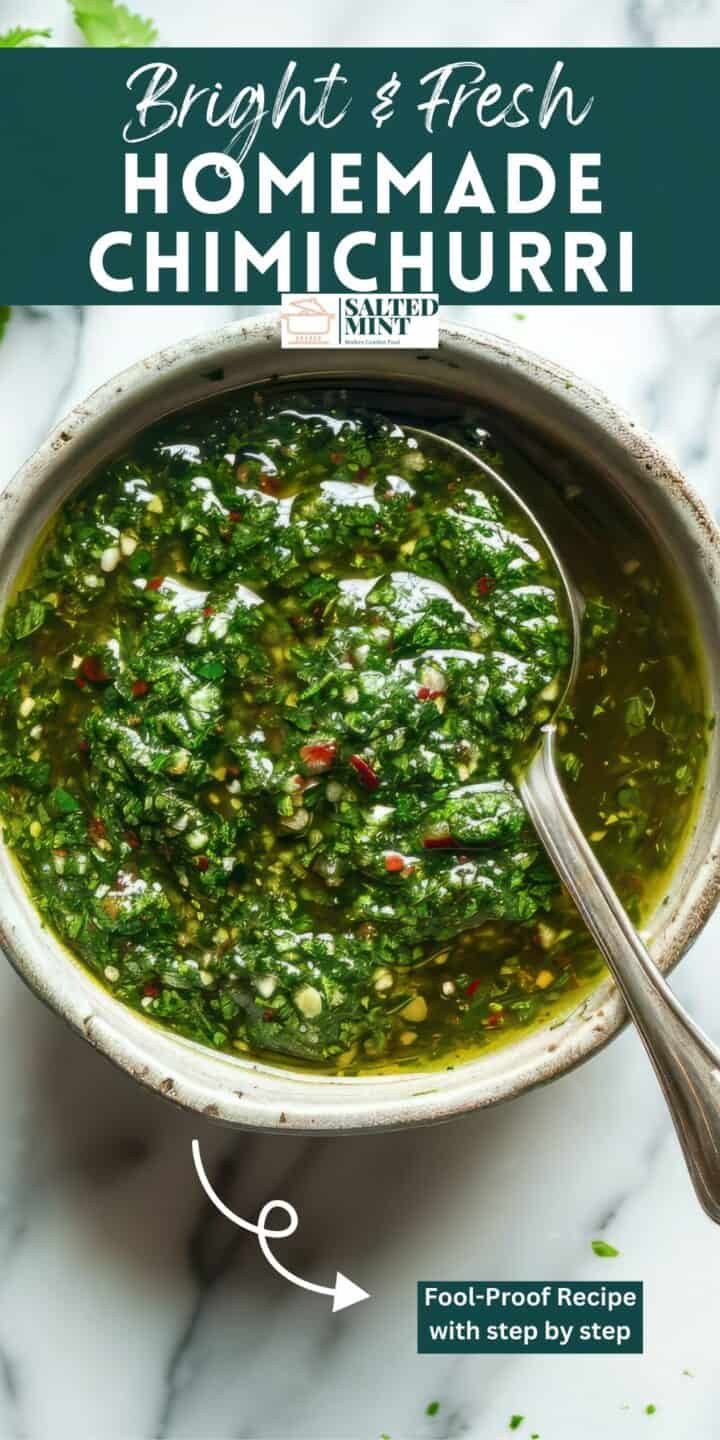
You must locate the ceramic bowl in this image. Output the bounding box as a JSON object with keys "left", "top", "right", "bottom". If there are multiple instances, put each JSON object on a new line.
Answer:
{"left": 1, "top": 317, "right": 719, "bottom": 1131}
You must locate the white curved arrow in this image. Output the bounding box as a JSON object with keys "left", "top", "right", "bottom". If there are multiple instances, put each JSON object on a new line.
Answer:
{"left": 191, "top": 1138, "right": 370, "bottom": 1313}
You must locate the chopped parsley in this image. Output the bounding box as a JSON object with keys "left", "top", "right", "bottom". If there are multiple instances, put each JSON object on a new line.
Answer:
{"left": 0, "top": 390, "right": 707, "bottom": 1071}
{"left": 71, "top": 0, "right": 157, "bottom": 46}
{"left": 591, "top": 1239, "right": 620, "bottom": 1258}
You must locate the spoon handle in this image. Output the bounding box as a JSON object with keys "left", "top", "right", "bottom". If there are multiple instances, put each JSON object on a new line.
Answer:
{"left": 521, "top": 727, "right": 720, "bottom": 1224}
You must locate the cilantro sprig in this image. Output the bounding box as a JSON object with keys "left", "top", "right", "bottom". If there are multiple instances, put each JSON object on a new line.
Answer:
{"left": 72, "top": 0, "right": 157, "bottom": 47}
{"left": 0, "top": 27, "right": 52, "bottom": 46}
{"left": 1, "top": 0, "right": 157, "bottom": 54}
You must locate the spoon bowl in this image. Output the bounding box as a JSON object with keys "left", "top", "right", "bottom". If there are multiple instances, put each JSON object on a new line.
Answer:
{"left": 407, "top": 424, "right": 584, "bottom": 707}
{"left": 410, "top": 425, "right": 720, "bottom": 1224}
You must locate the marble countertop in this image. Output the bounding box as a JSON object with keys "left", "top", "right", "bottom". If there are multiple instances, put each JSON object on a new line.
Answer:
{"left": 7, "top": 0, "right": 720, "bottom": 48}
{"left": 1, "top": 5, "right": 720, "bottom": 1440}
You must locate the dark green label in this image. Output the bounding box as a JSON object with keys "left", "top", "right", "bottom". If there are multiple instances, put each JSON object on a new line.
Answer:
{"left": 0, "top": 49, "right": 716, "bottom": 303}
{"left": 418, "top": 1281, "right": 643, "bottom": 1353}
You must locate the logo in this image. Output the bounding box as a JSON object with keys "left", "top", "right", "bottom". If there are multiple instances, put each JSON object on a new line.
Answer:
{"left": 279, "top": 296, "right": 335, "bottom": 346}
{"left": 280, "top": 294, "right": 439, "bottom": 349}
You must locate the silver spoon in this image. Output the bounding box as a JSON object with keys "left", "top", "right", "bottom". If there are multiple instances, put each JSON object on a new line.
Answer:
{"left": 409, "top": 425, "right": 720, "bottom": 1223}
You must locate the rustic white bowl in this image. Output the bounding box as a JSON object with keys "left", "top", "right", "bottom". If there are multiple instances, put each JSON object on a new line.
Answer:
{"left": 1, "top": 317, "right": 719, "bottom": 1131}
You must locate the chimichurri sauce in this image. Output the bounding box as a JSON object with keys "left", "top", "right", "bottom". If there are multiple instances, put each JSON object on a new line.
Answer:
{"left": 0, "top": 392, "right": 708, "bottom": 1072}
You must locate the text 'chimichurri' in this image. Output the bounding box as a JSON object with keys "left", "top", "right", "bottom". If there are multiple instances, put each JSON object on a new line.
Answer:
{"left": 0, "top": 391, "right": 708, "bottom": 1071}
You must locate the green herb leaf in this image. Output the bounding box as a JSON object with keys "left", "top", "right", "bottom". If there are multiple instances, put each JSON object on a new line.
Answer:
{"left": 425, "top": 1401, "right": 440, "bottom": 1417}
{"left": 0, "top": 661, "right": 24, "bottom": 697}
{"left": 14, "top": 600, "right": 46, "bottom": 639}
{"left": 72, "top": 0, "right": 157, "bottom": 46}
{"left": 560, "top": 751, "right": 583, "bottom": 782}
{"left": 645, "top": 1404, "right": 657, "bottom": 1416}
{"left": 51, "top": 786, "right": 80, "bottom": 814}
{"left": 625, "top": 687, "right": 655, "bottom": 736}
{"left": 509, "top": 1418, "right": 524, "bottom": 1432}
{"left": 0, "top": 27, "right": 52, "bottom": 46}
{"left": 583, "top": 596, "right": 618, "bottom": 649}
{"left": 591, "top": 1238, "right": 620, "bottom": 1258}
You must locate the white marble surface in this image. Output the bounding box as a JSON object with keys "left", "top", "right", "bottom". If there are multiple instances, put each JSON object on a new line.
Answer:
{"left": 2, "top": 5, "right": 720, "bottom": 1440}
{"left": 5, "top": 0, "right": 720, "bottom": 47}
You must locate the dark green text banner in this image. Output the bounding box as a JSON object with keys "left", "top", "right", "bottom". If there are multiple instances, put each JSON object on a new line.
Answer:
{"left": 0, "top": 49, "right": 714, "bottom": 302}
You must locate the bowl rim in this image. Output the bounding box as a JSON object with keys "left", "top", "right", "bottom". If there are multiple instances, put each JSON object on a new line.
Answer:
{"left": 1, "top": 313, "right": 720, "bottom": 1133}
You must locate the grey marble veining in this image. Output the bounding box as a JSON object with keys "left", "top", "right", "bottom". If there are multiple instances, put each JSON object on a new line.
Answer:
{"left": 1, "top": 2, "right": 720, "bottom": 1437}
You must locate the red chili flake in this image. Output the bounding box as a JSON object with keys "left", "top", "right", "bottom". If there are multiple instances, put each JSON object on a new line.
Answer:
{"left": 131, "top": 679, "right": 149, "bottom": 698}
{"left": 228, "top": 511, "right": 243, "bottom": 523}
{"left": 262, "top": 1008, "right": 276, "bottom": 1022}
{"left": 203, "top": 606, "right": 215, "bottom": 618}
{"left": 384, "top": 852, "right": 405, "bottom": 873}
{"left": 74, "top": 676, "right": 86, "bottom": 690}
{"left": 356, "top": 467, "right": 370, "bottom": 481}
{"left": 260, "top": 473, "right": 280, "bottom": 495}
{"left": 465, "top": 978, "right": 483, "bottom": 998}
{"left": 476, "top": 575, "right": 496, "bottom": 596}
{"left": 423, "top": 834, "right": 455, "bottom": 849}
{"left": 81, "top": 655, "right": 109, "bottom": 684}
{"left": 146, "top": 575, "right": 165, "bottom": 591}
{"left": 486, "top": 1011, "right": 503, "bottom": 1028}
{"left": 78, "top": 739, "right": 90, "bottom": 754}
{"left": 300, "top": 741, "right": 337, "bottom": 772}
{"left": 196, "top": 855, "right": 210, "bottom": 873}
{"left": 349, "top": 755, "right": 379, "bottom": 790}
{"left": 143, "top": 982, "right": 161, "bottom": 999}
{"left": 416, "top": 686, "right": 443, "bottom": 701}
{"left": 123, "top": 829, "right": 140, "bottom": 850}
{"left": 88, "top": 816, "right": 107, "bottom": 843}
{"left": 330, "top": 451, "right": 344, "bottom": 465}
